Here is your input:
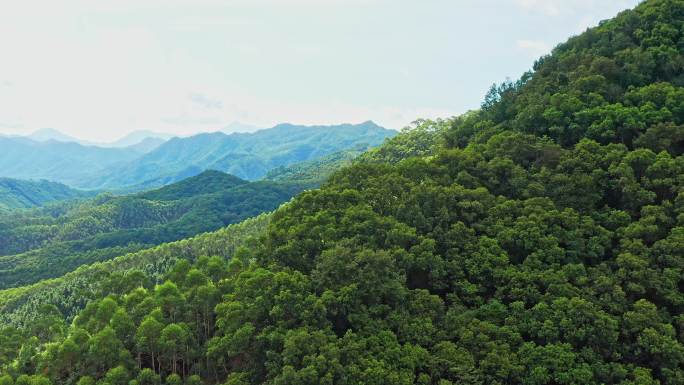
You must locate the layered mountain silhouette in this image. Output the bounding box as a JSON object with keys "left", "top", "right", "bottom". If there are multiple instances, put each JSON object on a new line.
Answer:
{"left": 0, "top": 121, "right": 395, "bottom": 190}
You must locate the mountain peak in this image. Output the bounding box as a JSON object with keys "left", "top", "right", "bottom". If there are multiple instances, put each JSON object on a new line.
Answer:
{"left": 108, "top": 130, "right": 174, "bottom": 148}
{"left": 270, "top": 121, "right": 387, "bottom": 131}
{"left": 137, "top": 169, "right": 247, "bottom": 201}
{"left": 221, "top": 121, "right": 263, "bottom": 134}
{"left": 27, "top": 128, "right": 77, "bottom": 143}
{"left": 360, "top": 120, "right": 379, "bottom": 127}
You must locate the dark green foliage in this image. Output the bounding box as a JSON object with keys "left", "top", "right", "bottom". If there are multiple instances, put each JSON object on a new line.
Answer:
{"left": 4, "top": 1, "right": 684, "bottom": 384}
{"left": 137, "top": 171, "right": 247, "bottom": 201}
{"left": 474, "top": 0, "right": 684, "bottom": 150}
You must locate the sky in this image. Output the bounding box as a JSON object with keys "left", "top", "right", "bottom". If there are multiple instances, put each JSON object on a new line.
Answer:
{"left": 0, "top": 0, "right": 641, "bottom": 142}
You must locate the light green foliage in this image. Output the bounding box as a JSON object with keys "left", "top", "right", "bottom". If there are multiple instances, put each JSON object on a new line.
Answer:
{"left": 359, "top": 118, "right": 450, "bottom": 163}
{"left": 0, "top": 213, "right": 270, "bottom": 327}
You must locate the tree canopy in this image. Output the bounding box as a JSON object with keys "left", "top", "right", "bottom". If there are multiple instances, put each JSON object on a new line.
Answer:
{"left": 3, "top": 0, "right": 684, "bottom": 384}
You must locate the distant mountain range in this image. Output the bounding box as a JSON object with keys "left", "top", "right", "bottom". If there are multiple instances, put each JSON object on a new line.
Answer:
{"left": 0, "top": 121, "right": 396, "bottom": 190}
{"left": 25, "top": 128, "right": 80, "bottom": 143}
{"left": 220, "top": 121, "right": 263, "bottom": 133}
{"left": 0, "top": 137, "right": 144, "bottom": 187}
{"left": 23, "top": 128, "right": 173, "bottom": 148}
{"left": 104, "top": 130, "right": 175, "bottom": 148}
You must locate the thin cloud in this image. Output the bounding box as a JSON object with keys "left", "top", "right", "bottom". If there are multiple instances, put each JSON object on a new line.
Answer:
{"left": 162, "top": 114, "right": 224, "bottom": 126}
{"left": 189, "top": 93, "right": 224, "bottom": 110}
{"left": 514, "top": 0, "right": 563, "bottom": 16}
{"left": 516, "top": 39, "right": 551, "bottom": 57}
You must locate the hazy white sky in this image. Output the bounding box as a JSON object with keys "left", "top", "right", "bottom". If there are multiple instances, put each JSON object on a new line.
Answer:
{"left": 0, "top": 0, "right": 641, "bottom": 142}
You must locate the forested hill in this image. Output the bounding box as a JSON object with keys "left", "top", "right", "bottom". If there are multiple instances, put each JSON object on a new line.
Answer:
{"left": 263, "top": 145, "right": 367, "bottom": 184}
{"left": 0, "top": 214, "right": 271, "bottom": 328}
{"left": 136, "top": 171, "right": 248, "bottom": 201}
{"left": 0, "top": 178, "right": 92, "bottom": 210}
{"left": 0, "top": 170, "right": 306, "bottom": 289}
{"left": 3, "top": 1, "right": 684, "bottom": 385}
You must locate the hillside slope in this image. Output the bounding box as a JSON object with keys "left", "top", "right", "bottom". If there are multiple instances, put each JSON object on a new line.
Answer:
{"left": 3, "top": 1, "right": 684, "bottom": 385}
{"left": 0, "top": 153, "right": 353, "bottom": 327}
{"left": 264, "top": 145, "right": 367, "bottom": 184}
{"left": 0, "top": 213, "right": 270, "bottom": 327}
{"left": 0, "top": 171, "right": 306, "bottom": 288}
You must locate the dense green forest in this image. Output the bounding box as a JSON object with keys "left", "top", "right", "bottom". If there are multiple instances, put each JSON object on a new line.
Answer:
{"left": 3, "top": 1, "right": 684, "bottom": 384}
{"left": 0, "top": 179, "right": 93, "bottom": 211}
{"left": 0, "top": 148, "right": 372, "bottom": 324}
{"left": 0, "top": 171, "right": 305, "bottom": 289}
{"left": 0, "top": 213, "right": 270, "bottom": 328}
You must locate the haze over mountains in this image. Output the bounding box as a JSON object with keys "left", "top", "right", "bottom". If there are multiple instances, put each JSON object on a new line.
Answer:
{"left": 0, "top": 137, "right": 143, "bottom": 187}
{"left": 19, "top": 128, "right": 173, "bottom": 148}
{"left": 25, "top": 128, "right": 80, "bottom": 143}
{"left": 103, "top": 130, "right": 175, "bottom": 148}
{"left": 0, "top": 121, "right": 395, "bottom": 191}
